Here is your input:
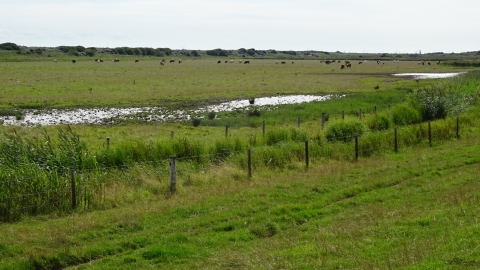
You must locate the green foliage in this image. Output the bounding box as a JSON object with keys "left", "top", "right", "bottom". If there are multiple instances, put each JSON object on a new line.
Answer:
{"left": 281, "top": 50, "right": 297, "bottom": 56}
{"left": 206, "top": 48, "right": 228, "bottom": 56}
{"left": 247, "top": 109, "right": 261, "bottom": 117}
{"left": 325, "top": 119, "right": 368, "bottom": 142}
{"left": 391, "top": 104, "right": 422, "bottom": 126}
{"left": 190, "top": 50, "right": 200, "bottom": 57}
{"left": 366, "top": 112, "right": 392, "bottom": 131}
{"left": 192, "top": 118, "right": 201, "bottom": 127}
{"left": 207, "top": 111, "right": 216, "bottom": 120}
{"left": 75, "top": 46, "right": 85, "bottom": 52}
{"left": 85, "top": 49, "right": 96, "bottom": 57}
{"left": 406, "top": 71, "right": 480, "bottom": 122}
{"left": 246, "top": 48, "right": 256, "bottom": 56}
{"left": 0, "top": 42, "right": 19, "bottom": 51}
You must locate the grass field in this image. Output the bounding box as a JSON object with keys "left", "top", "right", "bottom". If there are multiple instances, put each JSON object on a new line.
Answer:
{"left": 0, "top": 55, "right": 479, "bottom": 269}
{"left": 0, "top": 59, "right": 468, "bottom": 109}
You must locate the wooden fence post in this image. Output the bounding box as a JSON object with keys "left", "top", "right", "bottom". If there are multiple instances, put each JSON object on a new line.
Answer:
{"left": 247, "top": 148, "right": 252, "bottom": 178}
{"left": 106, "top": 137, "right": 110, "bottom": 150}
{"left": 305, "top": 140, "right": 309, "bottom": 169}
{"left": 354, "top": 134, "right": 359, "bottom": 161}
{"left": 171, "top": 131, "right": 174, "bottom": 139}
{"left": 70, "top": 169, "right": 76, "bottom": 209}
{"left": 394, "top": 127, "right": 398, "bottom": 152}
{"left": 225, "top": 125, "right": 229, "bottom": 137}
{"left": 170, "top": 156, "right": 176, "bottom": 193}
{"left": 374, "top": 105, "right": 377, "bottom": 114}
{"left": 342, "top": 110, "right": 345, "bottom": 120}
{"left": 262, "top": 120, "right": 265, "bottom": 135}
{"left": 428, "top": 120, "right": 432, "bottom": 147}
{"left": 321, "top": 113, "right": 325, "bottom": 130}
{"left": 456, "top": 117, "right": 459, "bottom": 139}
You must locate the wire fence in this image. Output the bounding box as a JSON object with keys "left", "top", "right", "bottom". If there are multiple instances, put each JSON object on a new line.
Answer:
{"left": 0, "top": 111, "right": 469, "bottom": 222}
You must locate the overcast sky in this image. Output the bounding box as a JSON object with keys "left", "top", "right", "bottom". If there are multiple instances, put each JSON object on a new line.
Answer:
{"left": 1, "top": 0, "right": 479, "bottom": 53}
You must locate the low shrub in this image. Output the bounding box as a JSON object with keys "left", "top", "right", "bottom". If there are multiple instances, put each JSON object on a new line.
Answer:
{"left": 192, "top": 118, "right": 201, "bottom": 127}
{"left": 367, "top": 112, "right": 392, "bottom": 131}
{"left": 207, "top": 111, "right": 216, "bottom": 120}
{"left": 325, "top": 119, "right": 368, "bottom": 142}
{"left": 391, "top": 104, "right": 422, "bottom": 126}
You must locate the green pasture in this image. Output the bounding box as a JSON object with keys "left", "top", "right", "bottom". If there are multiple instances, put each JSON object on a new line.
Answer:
{"left": 0, "top": 59, "right": 468, "bottom": 109}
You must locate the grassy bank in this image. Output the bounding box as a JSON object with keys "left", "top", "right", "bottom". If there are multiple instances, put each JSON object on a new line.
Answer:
{"left": 0, "top": 130, "right": 479, "bottom": 269}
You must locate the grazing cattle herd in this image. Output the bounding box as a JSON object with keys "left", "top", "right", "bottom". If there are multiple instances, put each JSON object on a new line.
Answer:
{"left": 63, "top": 58, "right": 440, "bottom": 75}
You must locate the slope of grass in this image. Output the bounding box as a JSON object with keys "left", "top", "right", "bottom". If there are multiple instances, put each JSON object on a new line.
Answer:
{"left": 0, "top": 134, "right": 478, "bottom": 269}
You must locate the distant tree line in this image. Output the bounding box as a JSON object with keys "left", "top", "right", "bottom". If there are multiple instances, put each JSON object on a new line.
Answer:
{"left": 0, "top": 42, "right": 20, "bottom": 50}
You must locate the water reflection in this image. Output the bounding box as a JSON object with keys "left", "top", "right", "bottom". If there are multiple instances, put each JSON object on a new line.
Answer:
{"left": 1, "top": 94, "right": 338, "bottom": 127}
{"left": 392, "top": 72, "right": 465, "bottom": 79}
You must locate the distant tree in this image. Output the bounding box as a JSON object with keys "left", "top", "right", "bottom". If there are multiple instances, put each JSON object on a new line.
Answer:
{"left": 133, "top": 48, "right": 142, "bottom": 55}
{"left": 114, "top": 47, "right": 125, "bottom": 54}
{"left": 281, "top": 50, "right": 296, "bottom": 56}
{"left": 206, "top": 48, "right": 228, "bottom": 56}
{"left": 246, "top": 48, "right": 256, "bottom": 56}
{"left": 75, "top": 46, "right": 85, "bottom": 52}
{"left": 69, "top": 49, "right": 79, "bottom": 56}
{"left": 59, "top": 46, "right": 71, "bottom": 53}
{"left": 238, "top": 48, "right": 247, "bottom": 54}
{"left": 157, "top": 48, "right": 172, "bottom": 56}
{"left": 191, "top": 50, "right": 200, "bottom": 57}
{"left": 125, "top": 47, "right": 135, "bottom": 55}
{"left": 268, "top": 49, "right": 277, "bottom": 54}
{"left": 144, "top": 47, "right": 156, "bottom": 56}
{"left": 85, "top": 49, "right": 96, "bottom": 57}
{"left": 0, "top": 42, "right": 20, "bottom": 50}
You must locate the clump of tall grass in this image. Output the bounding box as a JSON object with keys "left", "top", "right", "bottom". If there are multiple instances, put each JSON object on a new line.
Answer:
{"left": 325, "top": 119, "right": 368, "bottom": 142}
{"left": 391, "top": 104, "right": 422, "bottom": 126}
{"left": 366, "top": 112, "right": 391, "bottom": 131}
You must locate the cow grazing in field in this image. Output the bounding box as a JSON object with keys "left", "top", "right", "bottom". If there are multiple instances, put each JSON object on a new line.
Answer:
{"left": 225, "top": 60, "right": 229, "bottom": 63}
{"left": 178, "top": 60, "right": 182, "bottom": 64}
{"left": 229, "top": 60, "right": 234, "bottom": 63}
{"left": 239, "top": 60, "right": 242, "bottom": 64}
{"left": 340, "top": 64, "right": 345, "bottom": 69}
{"left": 376, "top": 60, "right": 381, "bottom": 64}
{"left": 275, "top": 61, "right": 279, "bottom": 64}
{"left": 160, "top": 62, "right": 165, "bottom": 66}
{"left": 325, "top": 60, "right": 331, "bottom": 64}
{"left": 169, "top": 59, "right": 175, "bottom": 63}
{"left": 358, "top": 62, "right": 362, "bottom": 64}
{"left": 135, "top": 60, "right": 139, "bottom": 63}
{"left": 53, "top": 59, "right": 57, "bottom": 63}
{"left": 72, "top": 60, "right": 76, "bottom": 64}
{"left": 217, "top": 60, "right": 221, "bottom": 64}
{"left": 346, "top": 63, "right": 351, "bottom": 68}
{"left": 437, "top": 61, "right": 442, "bottom": 65}
{"left": 281, "top": 61, "right": 286, "bottom": 64}
{"left": 428, "top": 62, "right": 431, "bottom": 65}
{"left": 244, "top": 61, "right": 250, "bottom": 64}
{"left": 113, "top": 59, "right": 120, "bottom": 62}
{"left": 292, "top": 61, "right": 294, "bottom": 64}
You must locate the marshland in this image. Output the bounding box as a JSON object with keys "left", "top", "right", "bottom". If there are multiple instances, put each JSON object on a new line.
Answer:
{"left": 0, "top": 47, "right": 479, "bottom": 269}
